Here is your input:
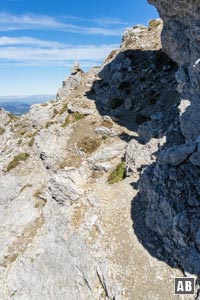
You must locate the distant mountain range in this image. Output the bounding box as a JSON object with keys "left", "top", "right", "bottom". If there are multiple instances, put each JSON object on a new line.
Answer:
{"left": 0, "top": 95, "right": 55, "bottom": 116}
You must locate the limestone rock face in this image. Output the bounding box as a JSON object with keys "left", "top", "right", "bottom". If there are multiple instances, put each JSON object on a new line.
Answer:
{"left": 57, "top": 64, "right": 85, "bottom": 100}
{"left": 121, "top": 18, "right": 162, "bottom": 50}
{"left": 135, "top": 0, "right": 200, "bottom": 280}
{"left": 148, "top": 0, "right": 200, "bottom": 142}
{"left": 29, "top": 103, "right": 54, "bottom": 127}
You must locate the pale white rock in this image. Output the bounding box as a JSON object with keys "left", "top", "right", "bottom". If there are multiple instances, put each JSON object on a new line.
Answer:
{"left": 88, "top": 141, "right": 126, "bottom": 164}
{"left": 29, "top": 104, "right": 54, "bottom": 127}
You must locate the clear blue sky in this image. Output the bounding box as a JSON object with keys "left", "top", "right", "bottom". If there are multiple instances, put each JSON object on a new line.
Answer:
{"left": 0, "top": 0, "right": 158, "bottom": 96}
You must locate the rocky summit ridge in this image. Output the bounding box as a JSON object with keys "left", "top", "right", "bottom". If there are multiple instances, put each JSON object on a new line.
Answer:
{"left": 0, "top": 2, "right": 200, "bottom": 299}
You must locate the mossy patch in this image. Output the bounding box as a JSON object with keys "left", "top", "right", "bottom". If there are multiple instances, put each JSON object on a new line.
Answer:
{"left": 7, "top": 153, "right": 29, "bottom": 171}
{"left": 108, "top": 161, "right": 126, "bottom": 184}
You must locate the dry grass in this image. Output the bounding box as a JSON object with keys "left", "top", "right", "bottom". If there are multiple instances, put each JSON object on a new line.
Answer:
{"left": 102, "top": 119, "right": 113, "bottom": 129}
{"left": 77, "top": 137, "right": 101, "bottom": 154}
{"left": 58, "top": 103, "right": 68, "bottom": 115}
{"left": 26, "top": 130, "right": 38, "bottom": 147}
{"left": 61, "top": 112, "right": 85, "bottom": 128}
{"left": 40, "top": 103, "right": 48, "bottom": 107}
{"left": 8, "top": 113, "right": 18, "bottom": 121}
{"left": 149, "top": 19, "right": 161, "bottom": 28}
{"left": 0, "top": 127, "right": 5, "bottom": 135}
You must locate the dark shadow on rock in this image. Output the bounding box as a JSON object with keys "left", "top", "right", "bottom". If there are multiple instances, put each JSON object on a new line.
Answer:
{"left": 131, "top": 159, "right": 200, "bottom": 276}
{"left": 131, "top": 191, "right": 180, "bottom": 269}
{"left": 86, "top": 48, "right": 179, "bottom": 145}
{"left": 86, "top": 47, "right": 200, "bottom": 276}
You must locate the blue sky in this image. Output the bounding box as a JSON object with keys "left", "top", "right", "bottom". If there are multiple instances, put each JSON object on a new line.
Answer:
{"left": 0, "top": 0, "right": 158, "bottom": 96}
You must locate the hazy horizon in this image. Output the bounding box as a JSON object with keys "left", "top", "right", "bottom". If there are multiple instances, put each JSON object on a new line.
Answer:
{"left": 0, "top": 94, "right": 55, "bottom": 102}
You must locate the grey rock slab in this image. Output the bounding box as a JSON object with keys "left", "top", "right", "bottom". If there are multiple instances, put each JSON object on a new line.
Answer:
{"left": 159, "top": 143, "right": 196, "bottom": 166}
{"left": 49, "top": 171, "right": 84, "bottom": 205}
{"left": 0, "top": 174, "right": 22, "bottom": 204}
{"left": 189, "top": 150, "right": 200, "bottom": 166}
{"left": 95, "top": 126, "right": 117, "bottom": 137}
{"left": 88, "top": 142, "right": 126, "bottom": 164}
{"left": 29, "top": 104, "right": 54, "bottom": 128}
{"left": 125, "top": 138, "right": 164, "bottom": 175}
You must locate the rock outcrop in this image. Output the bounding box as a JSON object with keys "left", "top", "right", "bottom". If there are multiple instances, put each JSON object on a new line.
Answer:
{"left": 134, "top": 0, "right": 200, "bottom": 280}
{"left": 149, "top": 0, "right": 200, "bottom": 142}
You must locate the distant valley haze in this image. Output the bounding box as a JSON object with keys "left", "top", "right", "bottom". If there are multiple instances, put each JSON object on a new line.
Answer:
{"left": 0, "top": 95, "right": 55, "bottom": 115}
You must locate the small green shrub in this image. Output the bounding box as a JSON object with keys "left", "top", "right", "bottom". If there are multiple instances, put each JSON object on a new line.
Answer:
{"left": 7, "top": 153, "right": 29, "bottom": 171}
{"left": 108, "top": 161, "right": 126, "bottom": 184}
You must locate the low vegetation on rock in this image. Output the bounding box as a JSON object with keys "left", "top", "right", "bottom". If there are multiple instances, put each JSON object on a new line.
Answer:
{"left": 0, "top": 127, "right": 5, "bottom": 135}
{"left": 7, "top": 153, "right": 29, "bottom": 171}
{"left": 77, "top": 137, "right": 101, "bottom": 154}
{"left": 108, "top": 161, "right": 126, "bottom": 184}
{"left": 61, "top": 112, "right": 85, "bottom": 128}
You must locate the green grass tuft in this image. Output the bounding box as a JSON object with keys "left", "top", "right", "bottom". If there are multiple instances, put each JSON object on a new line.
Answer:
{"left": 7, "top": 153, "right": 29, "bottom": 171}
{"left": 61, "top": 112, "right": 85, "bottom": 128}
{"left": 74, "top": 112, "right": 85, "bottom": 121}
{"left": 108, "top": 161, "right": 126, "bottom": 184}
